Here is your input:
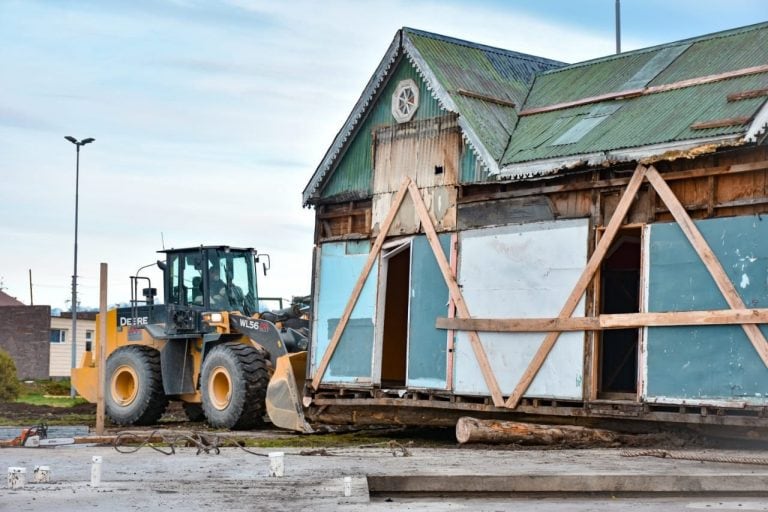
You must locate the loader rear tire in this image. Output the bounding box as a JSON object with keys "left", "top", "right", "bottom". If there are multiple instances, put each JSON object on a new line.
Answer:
{"left": 105, "top": 345, "right": 168, "bottom": 426}
{"left": 201, "top": 342, "right": 269, "bottom": 430}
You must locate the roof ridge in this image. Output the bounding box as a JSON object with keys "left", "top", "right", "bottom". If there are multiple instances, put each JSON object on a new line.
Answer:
{"left": 540, "top": 20, "right": 768, "bottom": 76}
{"left": 402, "top": 27, "right": 565, "bottom": 67}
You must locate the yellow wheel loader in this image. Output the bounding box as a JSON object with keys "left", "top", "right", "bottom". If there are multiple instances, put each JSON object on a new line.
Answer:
{"left": 72, "top": 246, "right": 311, "bottom": 431}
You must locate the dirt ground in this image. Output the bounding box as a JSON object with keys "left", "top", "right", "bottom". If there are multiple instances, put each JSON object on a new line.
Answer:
{"left": 0, "top": 402, "right": 96, "bottom": 424}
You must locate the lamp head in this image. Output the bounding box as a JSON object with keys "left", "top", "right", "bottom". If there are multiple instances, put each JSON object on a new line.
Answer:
{"left": 64, "top": 136, "right": 77, "bottom": 144}
{"left": 81, "top": 138, "right": 95, "bottom": 145}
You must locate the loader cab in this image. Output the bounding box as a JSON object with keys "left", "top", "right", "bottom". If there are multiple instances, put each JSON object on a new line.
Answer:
{"left": 160, "top": 246, "right": 260, "bottom": 331}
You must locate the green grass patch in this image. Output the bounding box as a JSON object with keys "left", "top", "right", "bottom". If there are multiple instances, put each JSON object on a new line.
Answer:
{"left": 15, "top": 394, "right": 89, "bottom": 408}
{"left": 0, "top": 413, "right": 95, "bottom": 427}
{"left": 238, "top": 428, "right": 455, "bottom": 449}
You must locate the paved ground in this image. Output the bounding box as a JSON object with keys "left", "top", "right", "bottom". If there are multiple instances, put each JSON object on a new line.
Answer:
{"left": 4, "top": 444, "right": 768, "bottom": 511}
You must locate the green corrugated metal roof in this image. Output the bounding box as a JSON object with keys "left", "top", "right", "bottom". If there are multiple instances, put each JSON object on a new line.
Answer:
{"left": 501, "top": 22, "right": 768, "bottom": 173}
{"left": 405, "top": 29, "right": 563, "bottom": 161}
{"left": 306, "top": 23, "right": 768, "bottom": 203}
{"left": 504, "top": 73, "right": 768, "bottom": 166}
{"left": 303, "top": 28, "right": 563, "bottom": 204}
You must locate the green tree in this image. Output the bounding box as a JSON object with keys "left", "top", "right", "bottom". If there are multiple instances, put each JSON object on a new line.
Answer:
{"left": 0, "top": 348, "right": 21, "bottom": 402}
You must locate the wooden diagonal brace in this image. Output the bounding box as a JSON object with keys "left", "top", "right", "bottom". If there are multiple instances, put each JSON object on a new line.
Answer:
{"left": 311, "top": 178, "right": 412, "bottom": 390}
{"left": 645, "top": 165, "right": 768, "bottom": 367}
{"left": 406, "top": 181, "right": 505, "bottom": 406}
{"left": 505, "top": 165, "right": 648, "bottom": 408}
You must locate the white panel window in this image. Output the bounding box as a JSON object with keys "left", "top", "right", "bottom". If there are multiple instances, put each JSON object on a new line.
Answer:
{"left": 50, "top": 329, "right": 66, "bottom": 344}
{"left": 85, "top": 330, "right": 94, "bottom": 342}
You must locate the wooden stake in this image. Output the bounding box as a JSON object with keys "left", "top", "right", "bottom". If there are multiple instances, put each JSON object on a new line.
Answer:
{"left": 645, "top": 166, "right": 768, "bottom": 367}
{"left": 505, "top": 165, "right": 648, "bottom": 408}
{"left": 407, "top": 181, "right": 505, "bottom": 406}
{"left": 311, "top": 179, "right": 412, "bottom": 390}
{"left": 95, "top": 263, "right": 108, "bottom": 435}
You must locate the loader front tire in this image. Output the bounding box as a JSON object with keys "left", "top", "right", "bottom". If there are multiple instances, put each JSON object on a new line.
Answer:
{"left": 105, "top": 345, "right": 168, "bottom": 426}
{"left": 201, "top": 342, "right": 269, "bottom": 430}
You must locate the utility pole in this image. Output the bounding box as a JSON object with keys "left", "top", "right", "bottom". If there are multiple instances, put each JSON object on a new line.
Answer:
{"left": 615, "top": 0, "right": 622, "bottom": 54}
{"left": 65, "top": 135, "right": 95, "bottom": 397}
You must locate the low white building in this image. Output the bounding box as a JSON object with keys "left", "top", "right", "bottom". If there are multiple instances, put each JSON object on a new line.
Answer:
{"left": 49, "top": 312, "right": 96, "bottom": 378}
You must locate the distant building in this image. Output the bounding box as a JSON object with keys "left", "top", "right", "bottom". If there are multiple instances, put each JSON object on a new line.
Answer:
{"left": 0, "top": 291, "right": 50, "bottom": 379}
{"left": 49, "top": 312, "right": 97, "bottom": 378}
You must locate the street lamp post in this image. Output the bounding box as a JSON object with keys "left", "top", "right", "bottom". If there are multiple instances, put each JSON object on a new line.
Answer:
{"left": 65, "top": 136, "right": 95, "bottom": 397}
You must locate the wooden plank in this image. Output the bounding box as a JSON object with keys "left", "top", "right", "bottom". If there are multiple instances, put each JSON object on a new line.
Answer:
{"left": 445, "top": 233, "right": 458, "bottom": 392}
{"left": 645, "top": 64, "right": 768, "bottom": 94}
{"left": 95, "top": 262, "right": 107, "bottom": 435}
{"left": 458, "top": 161, "right": 768, "bottom": 205}
{"left": 505, "top": 165, "right": 648, "bottom": 409}
{"left": 437, "top": 316, "right": 599, "bottom": 331}
{"left": 437, "top": 309, "right": 768, "bottom": 332}
{"left": 456, "top": 88, "right": 516, "bottom": 107}
{"left": 406, "top": 180, "right": 505, "bottom": 407}
{"left": 520, "top": 64, "right": 768, "bottom": 116}
{"left": 691, "top": 116, "right": 751, "bottom": 130}
{"left": 645, "top": 165, "right": 768, "bottom": 368}
{"left": 520, "top": 88, "right": 644, "bottom": 116}
{"left": 311, "top": 178, "right": 412, "bottom": 390}
{"left": 728, "top": 87, "right": 768, "bottom": 102}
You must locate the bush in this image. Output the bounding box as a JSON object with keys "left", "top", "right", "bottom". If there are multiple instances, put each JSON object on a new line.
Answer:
{"left": 44, "top": 379, "right": 71, "bottom": 396}
{"left": 0, "top": 348, "right": 21, "bottom": 402}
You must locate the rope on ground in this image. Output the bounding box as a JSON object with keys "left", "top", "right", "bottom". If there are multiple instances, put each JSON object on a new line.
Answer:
{"left": 113, "top": 430, "right": 414, "bottom": 457}
{"left": 356, "top": 440, "right": 413, "bottom": 457}
{"left": 621, "top": 449, "right": 768, "bottom": 466}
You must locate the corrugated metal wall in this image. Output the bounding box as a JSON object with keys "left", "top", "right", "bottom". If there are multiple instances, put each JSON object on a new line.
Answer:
{"left": 321, "top": 58, "right": 447, "bottom": 200}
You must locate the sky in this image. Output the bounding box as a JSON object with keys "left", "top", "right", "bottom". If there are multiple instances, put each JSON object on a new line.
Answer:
{"left": 0, "top": 0, "right": 766, "bottom": 311}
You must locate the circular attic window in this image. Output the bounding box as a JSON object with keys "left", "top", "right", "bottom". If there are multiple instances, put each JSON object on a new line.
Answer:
{"left": 391, "top": 79, "right": 419, "bottom": 123}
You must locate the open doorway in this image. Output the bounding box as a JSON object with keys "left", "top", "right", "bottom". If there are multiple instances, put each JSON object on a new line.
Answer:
{"left": 598, "top": 228, "right": 641, "bottom": 398}
{"left": 379, "top": 244, "right": 411, "bottom": 387}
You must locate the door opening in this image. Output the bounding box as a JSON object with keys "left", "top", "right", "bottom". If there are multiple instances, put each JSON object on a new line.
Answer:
{"left": 380, "top": 245, "right": 410, "bottom": 387}
{"left": 598, "top": 228, "right": 641, "bottom": 398}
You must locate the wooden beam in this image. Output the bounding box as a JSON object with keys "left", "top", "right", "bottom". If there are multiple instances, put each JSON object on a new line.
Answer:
{"left": 311, "top": 178, "right": 412, "bottom": 390}
{"left": 459, "top": 160, "right": 768, "bottom": 206}
{"left": 406, "top": 180, "right": 505, "bottom": 407}
{"left": 505, "top": 165, "right": 648, "bottom": 409}
{"left": 691, "top": 116, "right": 751, "bottom": 130}
{"left": 456, "top": 88, "right": 516, "bottom": 108}
{"left": 437, "top": 316, "right": 599, "bottom": 332}
{"left": 95, "top": 263, "right": 108, "bottom": 436}
{"left": 728, "top": 87, "right": 768, "bottom": 102}
{"left": 437, "top": 309, "right": 768, "bottom": 332}
{"left": 520, "top": 64, "right": 768, "bottom": 116}
{"left": 645, "top": 165, "right": 768, "bottom": 368}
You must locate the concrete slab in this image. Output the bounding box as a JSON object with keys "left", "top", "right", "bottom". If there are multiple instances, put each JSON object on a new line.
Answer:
{"left": 2, "top": 446, "right": 768, "bottom": 511}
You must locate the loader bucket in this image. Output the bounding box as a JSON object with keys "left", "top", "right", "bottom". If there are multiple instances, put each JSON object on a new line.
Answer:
{"left": 266, "top": 351, "right": 313, "bottom": 433}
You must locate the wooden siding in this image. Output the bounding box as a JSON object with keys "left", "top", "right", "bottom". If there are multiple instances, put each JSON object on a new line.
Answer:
{"left": 49, "top": 316, "right": 95, "bottom": 378}
{"left": 371, "top": 116, "right": 460, "bottom": 236}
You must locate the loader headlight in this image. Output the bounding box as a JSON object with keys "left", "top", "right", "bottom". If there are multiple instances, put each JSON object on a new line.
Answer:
{"left": 203, "top": 313, "right": 223, "bottom": 323}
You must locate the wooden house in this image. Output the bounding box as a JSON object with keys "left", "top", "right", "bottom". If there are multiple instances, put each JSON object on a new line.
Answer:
{"left": 301, "top": 24, "right": 768, "bottom": 429}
